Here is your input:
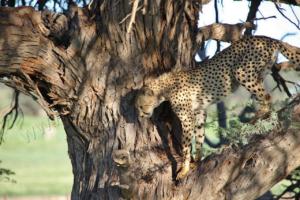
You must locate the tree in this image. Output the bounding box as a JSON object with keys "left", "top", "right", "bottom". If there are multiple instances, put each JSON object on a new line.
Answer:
{"left": 0, "top": 0, "right": 300, "bottom": 199}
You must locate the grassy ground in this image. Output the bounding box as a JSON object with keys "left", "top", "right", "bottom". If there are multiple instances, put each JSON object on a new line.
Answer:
{"left": 0, "top": 116, "right": 72, "bottom": 197}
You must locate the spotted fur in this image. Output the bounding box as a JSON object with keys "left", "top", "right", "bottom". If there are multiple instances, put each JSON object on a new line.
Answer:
{"left": 135, "top": 35, "right": 300, "bottom": 179}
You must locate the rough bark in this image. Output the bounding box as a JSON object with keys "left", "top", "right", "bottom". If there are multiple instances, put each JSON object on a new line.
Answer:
{"left": 0, "top": 2, "right": 300, "bottom": 200}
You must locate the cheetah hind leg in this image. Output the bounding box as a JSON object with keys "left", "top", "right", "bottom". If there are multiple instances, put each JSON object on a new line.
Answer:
{"left": 237, "top": 77, "right": 272, "bottom": 123}
{"left": 250, "top": 105, "right": 271, "bottom": 124}
{"left": 250, "top": 87, "right": 272, "bottom": 123}
{"left": 256, "top": 94, "right": 271, "bottom": 115}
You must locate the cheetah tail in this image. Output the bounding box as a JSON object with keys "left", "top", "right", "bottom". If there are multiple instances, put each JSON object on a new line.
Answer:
{"left": 279, "top": 41, "right": 300, "bottom": 70}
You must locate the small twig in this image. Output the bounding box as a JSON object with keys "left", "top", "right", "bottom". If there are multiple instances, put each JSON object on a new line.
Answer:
{"left": 119, "top": 5, "right": 142, "bottom": 24}
{"left": 20, "top": 72, "right": 56, "bottom": 120}
{"left": 281, "top": 32, "right": 297, "bottom": 41}
{"left": 271, "top": 68, "right": 291, "bottom": 96}
{"left": 258, "top": 9, "right": 264, "bottom": 19}
{"left": 8, "top": 91, "right": 20, "bottom": 129}
{"left": 127, "top": 0, "right": 139, "bottom": 34}
{"left": 253, "top": 15, "right": 277, "bottom": 21}
{"left": 3, "top": 74, "right": 56, "bottom": 120}
{"left": 290, "top": 5, "right": 300, "bottom": 26}
{"left": 0, "top": 90, "right": 21, "bottom": 142}
{"left": 274, "top": 2, "right": 300, "bottom": 30}
{"left": 214, "top": 0, "right": 220, "bottom": 53}
{"left": 119, "top": 12, "right": 132, "bottom": 24}
{"left": 270, "top": 65, "right": 300, "bottom": 97}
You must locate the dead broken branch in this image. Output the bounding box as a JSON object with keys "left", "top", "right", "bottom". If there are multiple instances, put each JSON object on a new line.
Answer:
{"left": 0, "top": 90, "right": 22, "bottom": 142}
{"left": 196, "top": 22, "right": 256, "bottom": 44}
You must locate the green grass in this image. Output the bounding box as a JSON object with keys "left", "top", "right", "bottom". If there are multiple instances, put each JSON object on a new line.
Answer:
{"left": 0, "top": 116, "right": 72, "bottom": 196}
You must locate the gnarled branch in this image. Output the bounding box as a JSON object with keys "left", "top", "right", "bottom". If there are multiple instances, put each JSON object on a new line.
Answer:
{"left": 196, "top": 22, "right": 256, "bottom": 44}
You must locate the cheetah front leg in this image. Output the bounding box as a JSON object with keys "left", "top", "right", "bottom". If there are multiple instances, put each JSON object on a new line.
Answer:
{"left": 193, "top": 109, "right": 206, "bottom": 162}
{"left": 173, "top": 106, "right": 194, "bottom": 180}
{"left": 245, "top": 81, "right": 271, "bottom": 120}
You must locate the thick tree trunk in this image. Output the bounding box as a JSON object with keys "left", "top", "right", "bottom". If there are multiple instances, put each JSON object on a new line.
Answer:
{"left": 0, "top": 3, "right": 199, "bottom": 199}
{"left": 1, "top": 2, "right": 300, "bottom": 200}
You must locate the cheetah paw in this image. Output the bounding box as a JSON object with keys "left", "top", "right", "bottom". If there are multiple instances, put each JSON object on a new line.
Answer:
{"left": 192, "top": 153, "right": 201, "bottom": 163}
{"left": 176, "top": 164, "right": 190, "bottom": 180}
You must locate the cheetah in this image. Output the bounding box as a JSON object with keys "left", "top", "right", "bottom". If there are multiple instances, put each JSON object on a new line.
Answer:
{"left": 135, "top": 35, "right": 300, "bottom": 180}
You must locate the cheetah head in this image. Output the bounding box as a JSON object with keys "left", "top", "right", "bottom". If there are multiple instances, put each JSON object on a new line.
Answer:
{"left": 135, "top": 87, "right": 164, "bottom": 118}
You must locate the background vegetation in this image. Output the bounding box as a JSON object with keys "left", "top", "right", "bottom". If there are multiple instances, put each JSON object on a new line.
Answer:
{"left": 0, "top": 84, "right": 72, "bottom": 197}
